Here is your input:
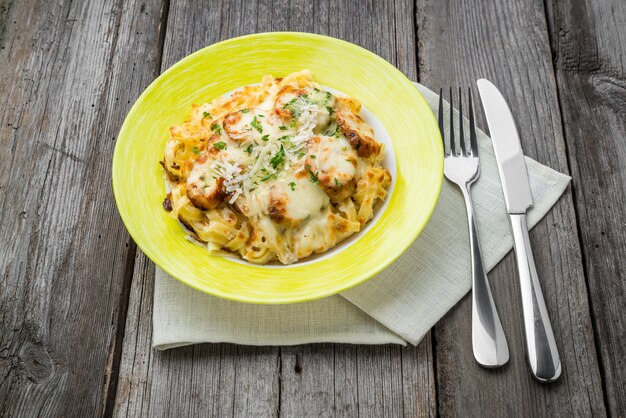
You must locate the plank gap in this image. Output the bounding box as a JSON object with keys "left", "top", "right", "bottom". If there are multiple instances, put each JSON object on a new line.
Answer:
{"left": 430, "top": 330, "right": 441, "bottom": 417}
{"left": 102, "top": 241, "right": 138, "bottom": 417}
{"left": 413, "top": 0, "right": 423, "bottom": 84}
{"left": 156, "top": 0, "right": 171, "bottom": 73}
{"left": 277, "top": 347, "right": 282, "bottom": 418}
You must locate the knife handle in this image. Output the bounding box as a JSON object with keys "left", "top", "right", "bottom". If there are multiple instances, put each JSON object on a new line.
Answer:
{"left": 509, "top": 213, "right": 562, "bottom": 383}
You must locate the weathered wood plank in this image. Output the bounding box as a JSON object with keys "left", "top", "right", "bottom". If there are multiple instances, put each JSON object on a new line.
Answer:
{"left": 280, "top": 344, "right": 337, "bottom": 416}
{"left": 113, "top": 0, "right": 436, "bottom": 416}
{"left": 416, "top": 0, "right": 606, "bottom": 416}
{"left": 545, "top": 0, "right": 626, "bottom": 415}
{"left": 111, "top": 251, "right": 156, "bottom": 418}
{"left": 401, "top": 336, "right": 437, "bottom": 418}
{"left": 333, "top": 345, "right": 359, "bottom": 416}
{"left": 0, "top": 0, "right": 167, "bottom": 415}
{"left": 354, "top": 345, "right": 405, "bottom": 417}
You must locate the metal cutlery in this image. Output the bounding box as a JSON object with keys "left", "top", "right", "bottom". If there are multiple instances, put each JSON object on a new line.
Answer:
{"left": 438, "top": 87, "right": 510, "bottom": 368}
{"left": 477, "top": 79, "right": 561, "bottom": 383}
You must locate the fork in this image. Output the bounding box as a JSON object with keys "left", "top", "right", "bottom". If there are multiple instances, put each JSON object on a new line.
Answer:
{"left": 439, "top": 87, "right": 509, "bottom": 368}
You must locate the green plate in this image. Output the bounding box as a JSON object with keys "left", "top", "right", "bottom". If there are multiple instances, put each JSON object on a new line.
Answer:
{"left": 113, "top": 32, "right": 443, "bottom": 304}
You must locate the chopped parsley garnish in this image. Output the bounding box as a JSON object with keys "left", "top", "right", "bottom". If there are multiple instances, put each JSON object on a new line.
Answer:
{"left": 288, "top": 181, "right": 296, "bottom": 191}
{"left": 202, "top": 111, "right": 211, "bottom": 119}
{"left": 269, "top": 145, "right": 285, "bottom": 169}
{"left": 210, "top": 123, "right": 221, "bottom": 134}
{"left": 284, "top": 98, "right": 296, "bottom": 109}
{"left": 324, "top": 123, "right": 339, "bottom": 136}
{"left": 213, "top": 141, "right": 226, "bottom": 150}
{"left": 261, "top": 134, "right": 269, "bottom": 141}
{"left": 279, "top": 125, "right": 287, "bottom": 130}
{"left": 296, "top": 152, "right": 306, "bottom": 159}
{"left": 244, "top": 144, "right": 254, "bottom": 154}
{"left": 240, "top": 109, "right": 249, "bottom": 113}
{"left": 250, "top": 116, "right": 263, "bottom": 133}
{"left": 261, "top": 173, "right": 275, "bottom": 182}
{"left": 334, "top": 178, "right": 342, "bottom": 187}
{"left": 192, "top": 147, "right": 201, "bottom": 155}
{"left": 284, "top": 96, "right": 307, "bottom": 118}
{"left": 305, "top": 165, "right": 320, "bottom": 185}
{"left": 310, "top": 154, "right": 316, "bottom": 159}
{"left": 284, "top": 89, "right": 334, "bottom": 120}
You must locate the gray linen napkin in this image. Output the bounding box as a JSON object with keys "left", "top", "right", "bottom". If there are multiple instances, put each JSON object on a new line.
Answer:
{"left": 152, "top": 83, "right": 570, "bottom": 349}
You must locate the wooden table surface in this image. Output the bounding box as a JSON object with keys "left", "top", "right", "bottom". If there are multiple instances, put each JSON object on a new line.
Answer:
{"left": 1, "top": 0, "right": 624, "bottom": 416}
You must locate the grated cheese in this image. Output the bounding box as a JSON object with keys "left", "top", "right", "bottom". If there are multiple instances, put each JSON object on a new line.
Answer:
{"left": 209, "top": 111, "right": 320, "bottom": 200}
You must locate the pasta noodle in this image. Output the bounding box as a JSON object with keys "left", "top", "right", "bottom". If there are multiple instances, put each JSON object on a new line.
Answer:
{"left": 161, "top": 70, "right": 391, "bottom": 264}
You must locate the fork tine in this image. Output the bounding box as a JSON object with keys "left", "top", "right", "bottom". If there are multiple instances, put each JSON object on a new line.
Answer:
{"left": 458, "top": 87, "right": 467, "bottom": 156}
{"left": 438, "top": 88, "right": 446, "bottom": 154}
{"left": 449, "top": 87, "right": 456, "bottom": 155}
{"left": 468, "top": 87, "right": 478, "bottom": 156}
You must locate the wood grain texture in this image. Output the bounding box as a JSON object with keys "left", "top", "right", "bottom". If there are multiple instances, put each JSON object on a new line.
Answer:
{"left": 545, "top": 1, "right": 626, "bottom": 415}
{"left": 2, "top": 0, "right": 620, "bottom": 415}
{"left": 416, "top": 0, "right": 606, "bottom": 416}
{"left": 0, "top": 0, "right": 166, "bottom": 415}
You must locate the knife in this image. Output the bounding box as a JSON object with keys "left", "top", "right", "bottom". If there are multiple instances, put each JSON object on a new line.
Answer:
{"left": 477, "top": 79, "right": 562, "bottom": 383}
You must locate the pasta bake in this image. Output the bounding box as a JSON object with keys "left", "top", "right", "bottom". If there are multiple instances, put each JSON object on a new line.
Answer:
{"left": 160, "top": 70, "right": 391, "bottom": 265}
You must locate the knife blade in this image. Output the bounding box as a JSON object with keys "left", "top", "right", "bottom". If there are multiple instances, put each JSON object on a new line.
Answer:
{"left": 476, "top": 79, "right": 532, "bottom": 214}
{"left": 477, "top": 79, "right": 562, "bottom": 383}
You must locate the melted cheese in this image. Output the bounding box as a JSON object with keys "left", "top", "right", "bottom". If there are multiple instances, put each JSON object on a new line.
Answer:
{"left": 245, "top": 174, "right": 329, "bottom": 225}
{"left": 163, "top": 70, "right": 390, "bottom": 265}
{"left": 187, "top": 157, "right": 210, "bottom": 184}
{"left": 308, "top": 135, "right": 356, "bottom": 182}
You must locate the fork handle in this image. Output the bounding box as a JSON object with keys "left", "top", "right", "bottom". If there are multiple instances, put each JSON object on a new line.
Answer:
{"left": 461, "top": 187, "right": 509, "bottom": 368}
{"left": 509, "top": 213, "right": 561, "bottom": 382}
